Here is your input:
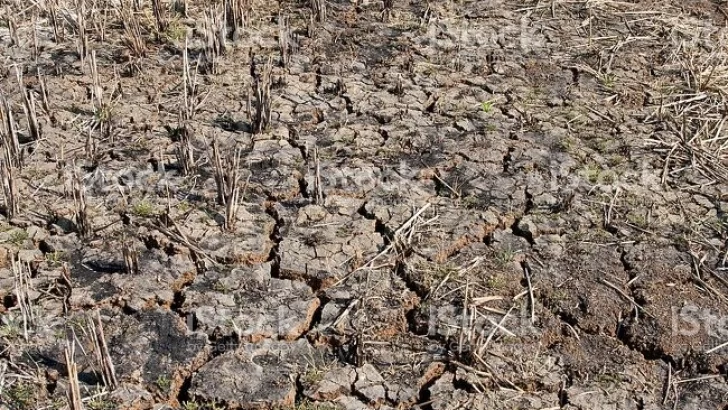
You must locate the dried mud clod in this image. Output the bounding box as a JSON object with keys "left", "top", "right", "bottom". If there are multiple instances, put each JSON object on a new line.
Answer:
{"left": 180, "top": 263, "right": 320, "bottom": 343}
{"left": 189, "top": 338, "right": 333, "bottom": 409}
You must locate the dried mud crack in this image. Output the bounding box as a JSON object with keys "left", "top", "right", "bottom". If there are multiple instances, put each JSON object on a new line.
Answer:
{"left": 3, "top": 1, "right": 728, "bottom": 410}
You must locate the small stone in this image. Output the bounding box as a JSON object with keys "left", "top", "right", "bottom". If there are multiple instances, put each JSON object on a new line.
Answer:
{"left": 26, "top": 226, "right": 48, "bottom": 242}
{"left": 454, "top": 119, "right": 475, "bottom": 132}
{"left": 305, "top": 366, "right": 356, "bottom": 401}
{"left": 354, "top": 364, "right": 386, "bottom": 404}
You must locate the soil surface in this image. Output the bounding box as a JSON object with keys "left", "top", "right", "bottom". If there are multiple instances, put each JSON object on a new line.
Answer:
{"left": 1, "top": 0, "right": 728, "bottom": 409}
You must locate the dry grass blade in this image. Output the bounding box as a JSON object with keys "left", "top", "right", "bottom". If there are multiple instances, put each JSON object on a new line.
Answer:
{"left": 310, "top": 0, "right": 326, "bottom": 24}
{"left": 61, "top": 0, "right": 89, "bottom": 68}
{"left": 46, "top": 0, "right": 63, "bottom": 42}
{"left": 1, "top": 93, "right": 21, "bottom": 169}
{"left": 31, "top": 11, "right": 40, "bottom": 61}
{"left": 224, "top": 148, "right": 242, "bottom": 232}
{"left": 149, "top": 214, "right": 219, "bottom": 268}
{"left": 71, "top": 168, "right": 90, "bottom": 238}
{"left": 476, "top": 305, "right": 516, "bottom": 358}
{"left": 211, "top": 138, "right": 226, "bottom": 206}
{"left": 393, "top": 202, "right": 432, "bottom": 246}
{"left": 203, "top": 5, "right": 226, "bottom": 73}
{"left": 662, "top": 362, "right": 672, "bottom": 405}
{"left": 12, "top": 255, "right": 35, "bottom": 342}
{"left": 22, "top": 89, "right": 40, "bottom": 142}
{"left": 122, "top": 238, "right": 139, "bottom": 275}
{"left": 522, "top": 261, "right": 536, "bottom": 324}
{"left": 313, "top": 146, "right": 323, "bottom": 204}
{"left": 64, "top": 341, "right": 84, "bottom": 410}
{"left": 679, "top": 47, "right": 728, "bottom": 94}
{"left": 278, "top": 14, "right": 291, "bottom": 68}
{"left": 252, "top": 59, "right": 272, "bottom": 134}
{"left": 89, "top": 51, "right": 103, "bottom": 115}
{"left": 90, "top": 2, "right": 110, "bottom": 44}
{"left": 705, "top": 340, "right": 728, "bottom": 354}
{"left": 174, "top": 41, "right": 202, "bottom": 176}
{"left": 320, "top": 298, "right": 359, "bottom": 331}
{"left": 370, "top": 203, "right": 432, "bottom": 268}
{"left": 181, "top": 39, "right": 202, "bottom": 122}
{"left": 37, "top": 68, "right": 51, "bottom": 114}
{"left": 117, "top": 2, "right": 147, "bottom": 72}
{"left": 428, "top": 257, "right": 483, "bottom": 300}
{"left": 0, "top": 361, "right": 6, "bottom": 400}
{"left": 225, "top": 0, "right": 249, "bottom": 38}
{"left": 6, "top": 11, "right": 19, "bottom": 47}
{"left": 88, "top": 51, "right": 115, "bottom": 140}
{"left": 175, "top": 126, "right": 195, "bottom": 176}
{"left": 87, "top": 311, "right": 118, "bottom": 390}
{"left": 15, "top": 67, "right": 41, "bottom": 142}
{"left": 599, "top": 277, "right": 654, "bottom": 318}
{"left": 646, "top": 32, "right": 728, "bottom": 187}
{"left": 329, "top": 202, "right": 435, "bottom": 288}
{"left": 687, "top": 249, "right": 728, "bottom": 302}
{"left": 651, "top": 115, "right": 728, "bottom": 185}
{"left": 211, "top": 139, "right": 245, "bottom": 231}
{"left": 0, "top": 95, "right": 20, "bottom": 217}
{"left": 0, "top": 158, "right": 18, "bottom": 219}
{"left": 151, "top": 0, "right": 168, "bottom": 35}
{"left": 458, "top": 279, "right": 470, "bottom": 356}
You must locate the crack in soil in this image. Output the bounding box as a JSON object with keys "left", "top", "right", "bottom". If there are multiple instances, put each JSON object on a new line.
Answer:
{"left": 614, "top": 318, "right": 674, "bottom": 365}
{"left": 502, "top": 146, "right": 515, "bottom": 173}
{"left": 510, "top": 189, "right": 535, "bottom": 245}
{"left": 265, "top": 202, "right": 284, "bottom": 279}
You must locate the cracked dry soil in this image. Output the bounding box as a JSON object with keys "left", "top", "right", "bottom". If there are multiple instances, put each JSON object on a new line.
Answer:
{"left": 1, "top": 0, "right": 728, "bottom": 409}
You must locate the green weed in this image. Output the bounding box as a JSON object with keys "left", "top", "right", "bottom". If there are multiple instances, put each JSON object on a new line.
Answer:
{"left": 493, "top": 248, "right": 517, "bottom": 268}
{"left": 155, "top": 374, "right": 171, "bottom": 392}
{"left": 88, "top": 396, "right": 117, "bottom": 410}
{"left": 485, "top": 274, "right": 506, "bottom": 289}
{"left": 132, "top": 200, "right": 156, "bottom": 217}
{"left": 1, "top": 382, "right": 37, "bottom": 410}
{"left": 164, "top": 19, "right": 187, "bottom": 42}
{"left": 46, "top": 250, "right": 66, "bottom": 265}
{"left": 481, "top": 100, "right": 496, "bottom": 113}
{"left": 7, "top": 229, "right": 29, "bottom": 245}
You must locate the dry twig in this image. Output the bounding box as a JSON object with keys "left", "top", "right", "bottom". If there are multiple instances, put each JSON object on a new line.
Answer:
{"left": 65, "top": 341, "right": 83, "bottom": 410}
{"left": 88, "top": 311, "right": 118, "bottom": 390}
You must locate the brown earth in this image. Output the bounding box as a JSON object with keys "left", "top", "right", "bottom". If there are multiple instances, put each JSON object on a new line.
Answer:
{"left": 1, "top": 0, "right": 728, "bottom": 409}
